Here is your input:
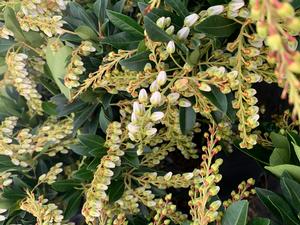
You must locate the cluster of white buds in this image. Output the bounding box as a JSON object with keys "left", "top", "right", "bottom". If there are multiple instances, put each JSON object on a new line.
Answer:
{"left": 0, "top": 116, "right": 18, "bottom": 145}
{"left": 0, "top": 209, "right": 7, "bottom": 222}
{"left": 38, "top": 163, "right": 63, "bottom": 185}
{"left": 64, "top": 41, "right": 96, "bottom": 89}
{"left": 141, "top": 171, "right": 194, "bottom": 189}
{"left": 156, "top": 16, "right": 175, "bottom": 37}
{"left": 34, "top": 117, "right": 74, "bottom": 153}
{"left": 6, "top": 52, "right": 43, "bottom": 115}
{"left": 19, "top": 15, "right": 65, "bottom": 37}
{"left": 0, "top": 26, "right": 14, "bottom": 39}
{"left": 20, "top": 191, "right": 71, "bottom": 225}
{"left": 115, "top": 189, "right": 140, "bottom": 214}
{"left": 127, "top": 82, "right": 166, "bottom": 154}
{"left": 82, "top": 122, "right": 124, "bottom": 224}
{"left": 20, "top": 0, "right": 67, "bottom": 17}
{"left": 0, "top": 172, "right": 13, "bottom": 189}
{"left": 227, "top": 0, "right": 249, "bottom": 18}
{"left": 176, "top": 13, "right": 199, "bottom": 41}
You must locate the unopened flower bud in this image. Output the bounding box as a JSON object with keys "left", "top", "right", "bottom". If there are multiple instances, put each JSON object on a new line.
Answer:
{"left": 166, "top": 40, "right": 175, "bottom": 54}
{"left": 138, "top": 89, "right": 148, "bottom": 103}
{"left": 165, "top": 25, "right": 175, "bottom": 35}
{"left": 150, "top": 91, "right": 162, "bottom": 106}
{"left": 178, "top": 98, "right": 191, "bottom": 107}
{"left": 156, "top": 17, "right": 166, "bottom": 28}
{"left": 209, "top": 200, "right": 222, "bottom": 211}
{"left": 177, "top": 27, "right": 190, "bottom": 40}
{"left": 207, "top": 5, "right": 224, "bottom": 16}
{"left": 150, "top": 80, "right": 159, "bottom": 92}
{"left": 256, "top": 21, "right": 268, "bottom": 38}
{"left": 156, "top": 71, "right": 167, "bottom": 86}
{"left": 266, "top": 34, "right": 282, "bottom": 51}
{"left": 287, "top": 17, "right": 300, "bottom": 34}
{"left": 150, "top": 112, "right": 164, "bottom": 122}
{"left": 184, "top": 13, "right": 199, "bottom": 27}
{"left": 167, "top": 92, "right": 180, "bottom": 104}
{"left": 277, "top": 2, "right": 294, "bottom": 18}
{"left": 198, "top": 82, "right": 211, "bottom": 92}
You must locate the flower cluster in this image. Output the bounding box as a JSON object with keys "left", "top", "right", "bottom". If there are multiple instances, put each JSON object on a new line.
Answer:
{"left": 5, "top": 52, "right": 43, "bottom": 115}
{"left": 0, "top": 26, "right": 13, "bottom": 39}
{"left": 82, "top": 122, "right": 124, "bottom": 224}
{"left": 20, "top": 191, "right": 73, "bottom": 225}
{"left": 250, "top": 0, "right": 300, "bottom": 119}
{"left": 38, "top": 162, "right": 63, "bottom": 185}
{"left": 64, "top": 41, "right": 96, "bottom": 89}
{"left": 189, "top": 128, "right": 223, "bottom": 225}
{"left": 0, "top": 172, "right": 13, "bottom": 189}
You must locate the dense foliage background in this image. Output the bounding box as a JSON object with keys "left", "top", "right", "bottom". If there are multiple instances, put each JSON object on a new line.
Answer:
{"left": 0, "top": 0, "right": 300, "bottom": 224}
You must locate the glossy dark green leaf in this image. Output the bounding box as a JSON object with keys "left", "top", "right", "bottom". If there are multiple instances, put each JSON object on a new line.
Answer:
{"left": 144, "top": 16, "right": 172, "bottom": 42}
{"left": 94, "top": 0, "right": 108, "bottom": 24}
{"left": 195, "top": 15, "right": 239, "bottom": 37}
{"left": 99, "top": 108, "right": 111, "bottom": 133}
{"left": 291, "top": 0, "right": 300, "bottom": 9}
{"left": 42, "top": 102, "right": 57, "bottom": 116}
{"left": 102, "top": 32, "right": 142, "bottom": 50}
{"left": 179, "top": 106, "right": 196, "bottom": 135}
{"left": 123, "top": 151, "right": 140, "bottom": 168}
{"left": 234, "top": 141, "right": 271, "bottom": 165}
{"left": 106, "top": 10, "right": 144, "bottom": 37}
{"left": 247, "top": 218, "right": 271, "bottom": 225}
{"left": 280, "top": 177, "right": 300, "bottom": 214}
{"left": 208, "top": 0, "right": 230, "bottom": 5}
{"left": 107, "top": 179, "right": 125, "bottom": 203}
{"left": 52, "top": 179, "right": 81, "bottom": 192}
{"left": 69, "top": 144, "right": 90, "bottom": 156}
{"left": 66, "top": 2, "right": 98, "bottom": 32}
{"left": 72, "top": 168, "right": 93, "bottom": 181}
{"left": 120, "top": 51, "right": 150, "bottom": 71}
{"left": 256, "top": 188, "right": 299, "bottom": 225}
{"left": 78, "top": 134, "right": 105, "bottom": 149}
{"left": 201, "top": 86, "right": 227, "bottom": 113}
{"left": 113, "top": 0, "right": 126, "bottom": 12}
{"left": 73, "top": 103, "right": 98, "bottom": 131}
{"left": 222, "top": 200, "right": 248, "bottom": 225}
{"left": 64, "top": 191, "right": 83, "bottom": 219}
{"left": 165, "top": 0, "right": 189, "bottom": 18}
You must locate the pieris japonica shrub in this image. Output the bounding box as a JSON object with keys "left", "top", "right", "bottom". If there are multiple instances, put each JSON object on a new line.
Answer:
{"left": 0, "top": 0, "right": 299, "bottom": 224}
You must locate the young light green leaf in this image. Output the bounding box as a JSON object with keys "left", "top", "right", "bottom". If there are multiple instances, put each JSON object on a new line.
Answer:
{"left": 45, "top": 40, "right": 72, "bottom": 100}
{"left": 4, "top": 7, "right": 25, "bottom": 41}
{"left": 75, "top": 25, "right": 98, "bottom": 41}
{"left": 269, "top": 147, "right": 290, "bottom": 166}
{"left": 222, "top": 200, "right": 248, "bottom": 225}
{"left": 106, "top": 10, "right": 144, "bottom": 37}
{"left": 292, "top": 143, "right": 300, "bottom": 162}
{"left": 265, "top": 164, "right": 300, "bottom": 182}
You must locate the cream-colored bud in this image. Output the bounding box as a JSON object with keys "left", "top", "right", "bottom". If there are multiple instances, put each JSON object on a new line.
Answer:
{"left": 207, "top": 5, "right": 224, "bottom": 16}
{"left": 177, "top": 27, "right": 190, "bottom": 40}
{"left": 150, "top": 91, "right": 162, "bottom": 106}
{"left": 150, "top": 112, "right": 165, "bottom": 122}
{"left": 184, "top": 13, "right": 199, "bottom": 27}
{"left": 178, "top": 98, "right": 191, "bottom": 107}
{"left": 166, "top": 40, "right": 175, "bottom": 54}
{"left": 156, "top": 71, "right": 167, "bottom": 86}
{"left": 138, "top": 89, "right": 148, "bottom": 103}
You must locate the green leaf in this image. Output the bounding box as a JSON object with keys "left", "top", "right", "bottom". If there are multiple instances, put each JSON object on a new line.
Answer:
{"left": 222, "top": 200, "right": 248, "bottom": 225}
{"left": 73, "top": 103, "right": 98, "bottom": 131}
{"left": 201, "top": 86, "right": 227, "bottom": 113}
{"left": 106, "top": 10, "right": 144, "bottom": 37}
{"left": 94, "top": 0, "right": 108, "bottom": 24}
{"left": 52, "top": 179, "right": 81, "bottom": 192}
{"left": 0, "top": 39, "right": 15, "bottom": 56}
{"left": 208, "top": 0, "right": 230, "bottom": 5}
{"left": 107, "top": 179, "right": 125, "bottom": 203}
{"left": 280, "top": 177, "right": 300, "bottom": 215}
{"left": 292, "top": 143, "right": 300, "bottom": 162}
{"left": 123, "top": 151, "right": 140, "bottom": 168}
{"left": 4, "top": 7, "right": 25, "bottom": 41}
{"left": 102, "top": 32, "right": 142, "bottom": 50}
{"left": 99, "top": 108, "right": 111, "bottom": 133}
{"left": 42, "top": 102, "right": 57, "bottom": 116}
{"left": 270, "top": 132, "right": 290, "bottom": 149}
{"left": 75, "top": 25, "right": 98, "bottom": 41}
{"left": 64, "top": 191, "right": 82, "bottom": 219}
{"left": 144, "top": 16, "right": 172, "bottom": 42}
{"left": 234, "top": 141, "right": 271, "bottom": 165}
{"left": 67, "top": 2, "right": 97, "bottom": 32}
{"left": 72, "top": 168, "right": 93, "bottom": 181}
{"left": 256, "top": 188, "right": 299, "bottom": 225}
{"left": 291, "top": 0, "right": 300, "bottom": 9}
{"left": 179, "top": 106, "right": 196, "bottom": 135}
{"left": 78, "top": 134, "right": 105, "bottom": 149}
{"left": 119, "top": 51, "right": 150, "bottom": 71}
{"left": 247, "top": 218, "right": 270, "bottom": 225}
{"left": 45, "top": 40, "right": 72, "bottom": 100}
{"left": 165, "top": 0, "right": 189, "bottom": 18}
{"left": 265, "top": 164, "right": 300, "bottom": 182}
{"left": 195, "top": 15, "right": 240, "bottom": 37}
{"left": 269, "top": 147, "right": 290, "bottom": 166}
